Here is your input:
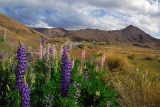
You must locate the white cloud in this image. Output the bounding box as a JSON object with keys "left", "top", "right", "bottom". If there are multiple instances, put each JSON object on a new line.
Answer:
{"left": 0, "top": 0, "right": 160, "bottom": 38}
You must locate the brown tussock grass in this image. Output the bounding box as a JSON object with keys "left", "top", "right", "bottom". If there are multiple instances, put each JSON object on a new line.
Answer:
{"left": 105, "top": 53, "right": 131, "bottom": 72}
{"left": 111, "top": 70, "right": 160, "bottom": 107}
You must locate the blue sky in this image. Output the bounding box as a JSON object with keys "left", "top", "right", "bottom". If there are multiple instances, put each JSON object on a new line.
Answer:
{"left": 0, "top": 0, "right": 160, "bottom": 39}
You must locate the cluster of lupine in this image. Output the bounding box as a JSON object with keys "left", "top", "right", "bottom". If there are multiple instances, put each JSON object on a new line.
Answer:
{"left": 61, "top": 46, "right": 72, "bottom": 98}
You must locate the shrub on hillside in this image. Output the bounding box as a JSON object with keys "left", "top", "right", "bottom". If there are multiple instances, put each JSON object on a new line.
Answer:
{"left": 127, "top": 54, "right": 135, "bottom": 59}
{"left": 143, "top": 55, "right": 154, "bottom": 60}
{"left": 77, "top": 44, "right": 85, "bottom": 49}
{"left": 106, "top": 54, "right": 130, "bottom": 72}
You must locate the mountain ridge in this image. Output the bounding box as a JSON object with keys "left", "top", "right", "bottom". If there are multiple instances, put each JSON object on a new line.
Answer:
{"left": 32, "top": 25, "right": 160, "bottom": 45}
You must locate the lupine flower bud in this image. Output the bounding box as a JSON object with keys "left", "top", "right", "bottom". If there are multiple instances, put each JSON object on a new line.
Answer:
{"left": 81, "top": 50, "right": 85, "bottom": 61}
{"left": 39, "top": 43, "right": 42, "bottom": 60}
{"left": 42, "top": 37, "right": 45, "bottom": 47}
{"left": 69, "top": 43, "right": 72, "bottom": 51}
{"left": 72, "top": 59, "right": 75, "bottom": 68}
{"left": 45, "top": 95, "right": 53, "bottom": 107}
{"left": 73, "top": 81, "right": 81, "bottom": 102}
{"left": 143, "top": 75, "right": 145, "bottom": 81}
{"left": 60, "top": 44, "right": 63, "bottom": 55}
{"left": 79, "top": 68, "right": 82, "bottom": 75}
{"left": 10, "top": 38, "right": 14, "bottom": 42}
{"left": 28, "top": 46, "right": 32, "bottom": 52}
{"left": 46, "top": 43, "right": 50, "bottom": 62}
{"left": 49, "top": 46, "right": 53, "bottom": 53}
{"left": 30, "top": 52, "right": 33, "bottom": 62}
{"left": 96, "top": 62, "right": 98, "bottom": 72}
{"left": 15, "top": 43, "right": 27, "bottom": 91}
{"left": 84, "top": 64, "right": 86, "bottom": 69}
{"left": 52, "top": 44, "right": 56, "bottom": 59}
{"left": 136, "top": 68, "right": 139, "bottom": 72}
{"left": 84, "top": 71, "right": 88, "bottom": 79}
{"left": 21, "top": 80, "right": 30, "bottom": 107}
{"left": 146, "top": 70, "right": 148, "bottom": 76}
{"left": 101, "top": 54, "right": 105, "bottom": 69}
{"left": 61, "top": 47, "right": 72, "bottom": 98}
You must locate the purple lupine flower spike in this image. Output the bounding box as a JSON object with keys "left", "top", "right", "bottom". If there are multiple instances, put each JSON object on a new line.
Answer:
{"left": 42, "top": 37, "right": 46, "bottom": 47}
{"left": 46, "top": 43, "right": 50, "bottom": 62}
{"left": 85, "top": 71, "right": 88, "bottom": 79}
{"left": 15, "top": 41, "right": 27, "bottom": 91}
{"left": 39, "top": 43, "right": 42, "bottom": 60}
{"left": 21, "top": 80, "right": 30, "bottom": 107}
{"left": 61, "top": 47, "right": 72, "bottom": 98}
{"left": 30, "top": 52, "right": 33, "bottom": 62}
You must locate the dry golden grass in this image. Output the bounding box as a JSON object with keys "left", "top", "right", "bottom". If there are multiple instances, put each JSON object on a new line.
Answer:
{"left": 105, "top": 53, "right": 131, "bottom": 72}
{"left": 111, "top": 70, "right": 160, "bottom": 107}
{"left": 127, "top": 54, "right": 136, "bottom": 59}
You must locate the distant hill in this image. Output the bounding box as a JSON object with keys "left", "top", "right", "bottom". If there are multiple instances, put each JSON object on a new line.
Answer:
{"left": 0, "top": 13, "right": 67, "bottom": 47}
{"left": 33, "top": 25, "right": 160, "bottom": 48}
{"left": 0, "top": 13, "right": 47, "bottom": 42}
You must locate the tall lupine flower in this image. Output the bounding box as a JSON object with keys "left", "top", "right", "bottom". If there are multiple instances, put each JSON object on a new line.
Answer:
{"left": 28, "top": 46, "right": 32, "bottom": 52}
{"left": 42, "top": 36, "right": 46, "bottom": 47}
{"left": 101, "top": 54, "right": 105, "bottom": 69}
{"left": 146, "top": 70, "right": 148, "bottom": 76}
{"left": 81, "top": 50, "right": 85, "bottom": 61}
{"left": 10, "top": 38, "right": 15, "bottom": 42}
{"left": 136, "top": 68, "right": 139, "bottom": 76}
{"left": 96, "top": 62, "right": 98, "bottom": 72}
{"left": 49, "top": 46, "right": 53, "bottom": 53}
{"left": 21, "top": 79, "right": 30, "bottom": 107}
{"left": 15, "top": 42, "right": 27, "bottom": 91}
{"left": 61, "top": 47, "right": 72, "bottom": 98}
{"left": 30, "top": 52, "right": 33, "bottom": 62}
{"left": 52, "top": 44, "right": 56, "bottom": 59}
{"left": 39, "top": 43, "right": 42, "bottom": 60}
{"left": 60, "top": 44, "right": 63, "bottom": 55}
{"left": 46, "top": 43, "right": 50, "bottom": 62}
{"left": 84, "top": 71, "right": 88, "bottom": 79}
{"left": 72, "top": 59, "right": 75, "bottom": 68}
{"left": 69, "top": 43, "right": 72, "bottom": 52}
{"left": 79, "top": 68, "right": 82, "bottom": 75}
